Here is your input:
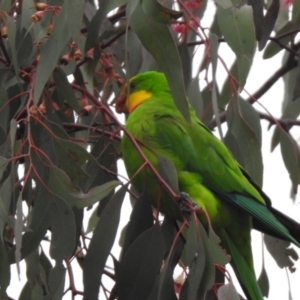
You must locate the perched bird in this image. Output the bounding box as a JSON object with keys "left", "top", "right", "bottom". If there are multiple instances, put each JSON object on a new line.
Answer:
{"left": 116, "top": 71, "right": 300, "bottom": 299}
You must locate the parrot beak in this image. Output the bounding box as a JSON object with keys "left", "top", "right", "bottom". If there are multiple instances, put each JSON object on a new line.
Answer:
{"left": 115, "top": 84, "right": 129, "bottom": 114}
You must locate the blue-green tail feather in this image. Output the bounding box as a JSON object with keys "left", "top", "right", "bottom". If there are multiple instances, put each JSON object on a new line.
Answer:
{"left": 222, "top": 230, "right": 263, "bottom": 300}
{"left": 220, "top": 193, "right": 300, "bottom": 247}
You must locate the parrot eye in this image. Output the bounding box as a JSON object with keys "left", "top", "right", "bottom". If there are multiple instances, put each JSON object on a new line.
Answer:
{"left": 129, "top": 81, "right": 137, "bottom": 90}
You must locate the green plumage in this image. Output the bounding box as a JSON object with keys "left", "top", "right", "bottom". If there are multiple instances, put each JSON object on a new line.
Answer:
{"left": 118, "top": 71, "right": 300, "bottom": 299}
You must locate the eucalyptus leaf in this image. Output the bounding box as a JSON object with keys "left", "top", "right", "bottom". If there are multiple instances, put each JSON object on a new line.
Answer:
{"left": 121, "top": 192, "right": 153, "bottom": 258}
{"left": 85, "top": 0, "right": 129, "bottom": 52}
{"left": 292, "top": 0, "right": 300, "bottom": 22}
{"left": 0, "top": 239, "right": 9, "bottom": 299}
{"left": 48, "top": 166, "right": 120, "bottom": 209}
{"left": 271, "top": 53, "right": 300, "bottom": 150}
{"left": 258, "top": 0, "right": 280, "bottom": 50}
{"left": 83, "top": 184, "right": 128, "bottom": 300}
{"left": 48, "top": 262, "right": 66, "bottom": 300}
{"left": 209, "top": 33, "right": 223, "bottom": 140}
{"left": 247, "top": 0, "right": 263, "bottom": 41}
{"left": 225, "top": 96, "right": 263, "bottom": 187}
{"left": 15, "top": 195, "right": 23, "bottom": 276}
{"left": 188, "top": 77, "right": 203, "bottom": 120}
{"left": 118, "top": 224, "right": 166, "bottom": 300}
{"left": 215, "top": 0, "right": 232, "bottom": 9}
{"left": 217, "top": 283, "right": 240, "bottom": 300}
{"left": 217, "top": 5, "right": 256, "bottom": 90}
{"left": 53, "top": 67, "right": 81, "bottom": 113}
{"left": 146, "top": 222, "right": 184, "bottom": 300}
{"left": 263, "top": 21, "right": 298, "bottom": 59}
{"left": 279, "top": 131, "right": 300, "bottom": 194}
{"left": 34, "top": 0, "right": 72, "bottom": 104}
{"left": 49, "top": 198, "right": 76, "bottom": 261}
{"left": 141, "top": 0, "right": 183, "bottom": 24}
{"left": 158, "top": 156, "right": 180, "bottom": 194}
{"left": 6, "top": 16, "right": 20, "bottom": 83}
{"left": 8, "top": 184, "right": 51, "bottom": 263}
{"left": 129, "top": 2, "right": 190, "bottom": 122}
{"left": 20, "top": 0, "right": 35, "bottom": 30}
{"left": 257, "top": 264, "right": 270, "bottom": 297}
{"left": 264, "top": 235, "right": 299, "bottom": 271}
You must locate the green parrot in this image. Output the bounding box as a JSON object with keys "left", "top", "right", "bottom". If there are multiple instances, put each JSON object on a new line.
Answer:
{"left": 116, "top": 71, "right": 300, "bottom": 299}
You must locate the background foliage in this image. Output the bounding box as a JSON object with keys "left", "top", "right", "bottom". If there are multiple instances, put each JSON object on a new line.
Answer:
{"left": 1, "top": 0, "right": 300, "bottom": 299}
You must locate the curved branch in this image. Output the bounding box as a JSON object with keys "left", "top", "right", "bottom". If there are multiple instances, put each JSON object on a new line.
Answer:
{"left": 101, "top": 29, "right": 127, "bottom": 50}
{"left": 275, "top": 29, "right": 300, "bottom": 41}
{"left": 62, "top": 122, "right": 121, "bottom": 140}
{"left": 248, "top": 53, "right": 298, "bottom": 104}
{"left": 187, "top": 38, "right": 225, "bottom": 47}
{"left": 259, "top": 112, "right": 300, "bottom": 129}
{"left": 209, "top": 53, "right": 298, "bottom": 129}
{"left": 269, "top": 37, "right": 298, "bottom": 56}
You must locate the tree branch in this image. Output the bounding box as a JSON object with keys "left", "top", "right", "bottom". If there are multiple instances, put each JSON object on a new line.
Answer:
{"left": 62, "top": 122, "right": 121, "bottom": 140}
{"left": 259, "top": 112, "right": 300, "bottom": 129}
{"left": 187, "top": 38, "right": 225, "bottom": 47}
{"left": 209, "top": 53, "right": 298, "bottom": 129}
{"left": 269, "top": 37, "right": 298, "bottom": 56}
{"left": 248, "top": 52, "right": 298, "bottom": 104}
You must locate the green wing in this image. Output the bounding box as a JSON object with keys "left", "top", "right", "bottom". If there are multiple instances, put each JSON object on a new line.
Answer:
{"left": 123, "top": 92, "right": 300, "bottom": 242}
{"left": 147, "top": 108, "right": 300, "bottom": 244}
{"left": 125, "top": 104, "right": 257, "bottom": 296}
{"left": 125, "top": 101, "right": 300, "bottom": 298}
{"left": 220, "top": 193, "right": 300, "bottom": 247}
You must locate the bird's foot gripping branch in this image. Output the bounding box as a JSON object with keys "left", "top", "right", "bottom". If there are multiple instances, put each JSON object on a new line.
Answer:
{"left": 179, "top": 192, "right": 201, "bottom": 215}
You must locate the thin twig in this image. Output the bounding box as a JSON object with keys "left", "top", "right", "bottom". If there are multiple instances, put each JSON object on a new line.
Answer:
{"left": 101, "top": 29, "right": 127, "bottom": 50}
{"left": 269, "top": 37, "right": 298, "bottom": 56}
{"left": 107, "top": 7, "right": 126, "bottom": 24}
{"left": 62, "top": 122, "right": 121, "bottom": 140}
{"left": 275, "top": 29, "right": 300, "bottom": 41}
{"left": 259, "top": 112, "right": 300, "bottom": 129}
{"left": 248, "top": 53, "right": 298, "bottom": 104}
{"left": 187, "top": 38, "right": 225, "bottom": 47}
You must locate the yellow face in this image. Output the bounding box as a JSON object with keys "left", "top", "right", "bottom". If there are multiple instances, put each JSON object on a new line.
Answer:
{"left": 116, "top": 81, "right": 152, "bottom": 114}
{"left": 126, "top": 90, "right": 152, "bottom": 113}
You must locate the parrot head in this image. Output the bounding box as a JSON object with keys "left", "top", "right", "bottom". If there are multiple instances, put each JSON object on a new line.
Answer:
{"left": 115, "top": 71, "right": 169, "bottom": 114}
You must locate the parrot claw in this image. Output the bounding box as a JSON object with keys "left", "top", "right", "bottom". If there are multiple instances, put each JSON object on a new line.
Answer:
{"left": 179, "top": 192, "right": 200, "bottom": 216}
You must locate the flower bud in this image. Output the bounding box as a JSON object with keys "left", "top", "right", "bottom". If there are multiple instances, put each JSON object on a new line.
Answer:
{"left": 74, "top": 49, "right": 82, "bottom": 61}
{"left": 47, "top": 22, "right": 54, "bottom": 35}
{"left": 35, "top": 3, "right": 48, "bottom": 11}
{"left": 60, "top": 54, "right": 70, "bottom": 65}
{"left": 1, "top": 25, "right": 7, "bottom": 38}
{"left": 31, "top": 11, "right": 44, "bottom": 23}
